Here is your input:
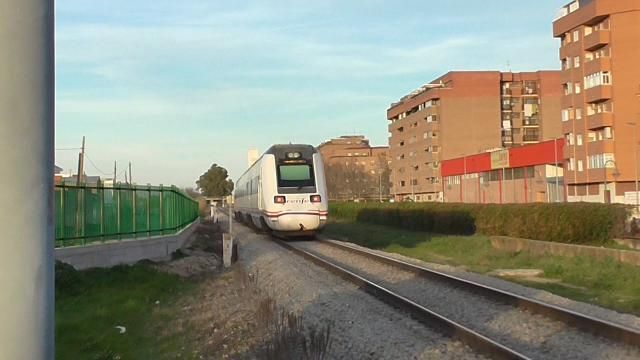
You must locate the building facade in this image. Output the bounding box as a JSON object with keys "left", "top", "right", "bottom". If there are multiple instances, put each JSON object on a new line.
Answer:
{"left": 318, "top": 135, "right": 390, "bottom": 201}
{"left": 441, "top": 140, "right": 565, "bottom": 203}
{"left": 387, "top": 71, "right": 562, "bottom": 202}
{"left": 554, "top": 0, "right": 640, "bottom": 204}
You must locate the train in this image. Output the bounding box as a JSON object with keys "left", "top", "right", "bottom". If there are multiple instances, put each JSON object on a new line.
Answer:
{"left": 234, "top": 144, "right": 329, "bottom": 236}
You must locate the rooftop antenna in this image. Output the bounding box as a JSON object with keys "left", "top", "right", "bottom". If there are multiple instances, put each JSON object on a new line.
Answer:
{"left": 506, "top": 60, "right": 512, "bottom": 72}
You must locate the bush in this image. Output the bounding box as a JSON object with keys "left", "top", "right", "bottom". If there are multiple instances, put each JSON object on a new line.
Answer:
{"left": 329, "top": 202, "right": 630, "bottom": 245}
{"left": 55, "top": 261, "right": 85, "bottom": 297}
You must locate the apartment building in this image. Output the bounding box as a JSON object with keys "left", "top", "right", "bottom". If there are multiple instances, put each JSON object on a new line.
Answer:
{"left": 387, "top": 71, "right": 562, "bottom": 202}
{"left": 318, "top": 135, "right": 388, "bottom": 170}
{"left": 554, "top": 0, "right": 640, "bottom": 204}
{"left": 318, "top": 135, "right": 389, "bottom": 200}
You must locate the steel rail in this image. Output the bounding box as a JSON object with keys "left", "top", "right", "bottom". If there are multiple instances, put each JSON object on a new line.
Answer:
{"left": 320, "top": 238, "right": 640, "bottom": 348}
{"left": 273, "top": 238, "right": 531, "bottom": 360}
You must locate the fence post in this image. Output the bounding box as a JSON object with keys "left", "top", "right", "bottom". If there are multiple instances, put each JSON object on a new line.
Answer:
{"left": 0, "top": 0, "right": 55, "bottom": 358}
{"left": 132, "top": 184, "right": 137, "bottom": 238}
{"left": 100, "top": 185, "right": 105, "bottom": 242}
{"left": 147, "top": 184, "right": 151, "bottom": 237}
{"left": 116, "top": 186, "right": 121, "bottom": 241}
{"left": 159, "top": 185, "right": 164, "bottom": 235}
{"left": 81, "top": 185, "right": 86, "bottom": 245}
{"left": 61, "top": 186, "right": 66, "bottom": 247}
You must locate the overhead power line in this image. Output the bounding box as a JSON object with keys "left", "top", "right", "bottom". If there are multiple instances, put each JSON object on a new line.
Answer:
{"left": 84, "top": 153, "right": 111, "bottom": 176}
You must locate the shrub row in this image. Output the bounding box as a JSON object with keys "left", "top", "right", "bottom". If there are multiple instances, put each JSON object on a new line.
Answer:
{"left": 329, "top": 202, "right": 630, "bottom": 245}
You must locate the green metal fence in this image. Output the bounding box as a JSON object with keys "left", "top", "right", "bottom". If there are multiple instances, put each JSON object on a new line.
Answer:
{"left": 55, "top": 184, "right": 199, "bottom": 248}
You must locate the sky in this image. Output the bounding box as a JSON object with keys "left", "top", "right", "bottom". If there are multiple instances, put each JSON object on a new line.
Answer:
{"left": 55, "top": 0, "right": 567, "bottom": 188}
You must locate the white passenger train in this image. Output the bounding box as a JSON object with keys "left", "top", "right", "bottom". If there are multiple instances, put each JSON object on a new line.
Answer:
{"left": 234, "top": 144, "right": 329, "bottom": 236}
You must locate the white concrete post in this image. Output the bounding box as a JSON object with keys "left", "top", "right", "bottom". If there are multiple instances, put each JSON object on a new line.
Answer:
{"left": 0, "top": 1, "right": 55, "bottom": 359}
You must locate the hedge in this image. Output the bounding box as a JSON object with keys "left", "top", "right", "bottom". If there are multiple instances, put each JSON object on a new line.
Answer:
{"left": 329, "top": 202, "right": 630, "bottom": 245}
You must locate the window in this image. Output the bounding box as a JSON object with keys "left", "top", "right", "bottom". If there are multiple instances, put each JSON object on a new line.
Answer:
{"left": 584, "top": 71, "right": 612, "bottom": 89}
{"left": 585, "top": 52, "right": 594, "bottom": 62}
{"left": 578, "top": 160, "right": 584, "bottom": 172}
{"left": 573, "top": 56, "right": 580, "bottom": 68}
{"left": 576, "top": 134, "right": 583, "bottom": 146}
{"left": 588, "top": 132, "right": 597, "bottom": 142}
{"left": 575, "top": 82, "right": 581, "bottom": 94}
{"left": 400, "top": 181, "right": 406, "bottom": 187}
{"left": 576, "top": 108, "right": 582, "bottom": 119}
{"left": 564, "top": 83, "right": 573, "bottom": 95}
{"left": 562, "top": 58, "right": 571, "bottom": 70}
{"left": 584, "top": 26, "right": 593, "bottom": 36}
{"left": 562, "top": 108, "right": 572, "bottom": 122}
{"left": 566, "top": 132, "right": 575, "bottom": 145}
{"left": 588, "top": 153, "right": 616, "bottom": 169}
{"left": 573, "top": 30, "right": 580, "bottom": 42}
{"left": 604, "top": 127, "right": 613, "bottom": 139}
{"left": 568, "top": 158, "right": 575, "bottom": 171}
{"left": 277, "top": 164, "right": 315, "bottom": 188}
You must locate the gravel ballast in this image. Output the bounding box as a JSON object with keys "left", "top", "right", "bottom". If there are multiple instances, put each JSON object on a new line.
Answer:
{"left": 226, "top": 220, "right": 484, "bottom": 359}
{"left": 295, "top": 240, "right": 640, "bottom": 360}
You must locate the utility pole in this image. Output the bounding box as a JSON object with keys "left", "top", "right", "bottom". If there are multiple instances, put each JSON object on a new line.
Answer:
{"left": 379, "top": 171, "right": 382, "bottom": 202}
{"left": 629, "top": 122, "right": 639, "bottom": 214}
{"left": 129, "top": 162, "right": 133, "bottom": 184}
{"left": 76, "top": 136, "right": 85, "bottom": 185}
{"left": 113, "top": 161, "right": 117, "bottom": 184}
{"left": 0, "top": 1, "right": 54, "bottom": 359}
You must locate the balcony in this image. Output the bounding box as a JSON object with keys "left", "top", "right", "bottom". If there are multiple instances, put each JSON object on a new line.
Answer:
{"left": 561, "top": 95, "right": 575, "bottom": 109}
{"left": 584, "top": 30, "right": 610, "bottom": 51}
{"left": 585, "top": 85, "right": 612, "bottom": 103}
{"left": 559, "top": 41, "right": 580, "bottom": 60}
{"left": 561, "top": 69, "right": 576, "bottom": 84}
{"left": 588, "top": 139, "right": 615, "bottom": 154}
{"left": 587, "top": 112, "right": 614, "bottom": 130}
{"left": 584, "top": 56, "right": 611, "bottom": 75}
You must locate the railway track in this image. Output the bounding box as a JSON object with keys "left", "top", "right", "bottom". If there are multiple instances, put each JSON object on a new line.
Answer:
{"left": 272, "top": 237, "right": 640, "bottom": 360}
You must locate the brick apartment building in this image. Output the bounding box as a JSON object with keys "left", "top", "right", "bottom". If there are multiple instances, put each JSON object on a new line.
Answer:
{"left": 387, "top": 71, "right": 562, "bottom": 202}
{"left": 318, "top": 135, "right": 390, "bottom": 200}
{"left": 554, "top": 0, "right": 640, "bottom": 204}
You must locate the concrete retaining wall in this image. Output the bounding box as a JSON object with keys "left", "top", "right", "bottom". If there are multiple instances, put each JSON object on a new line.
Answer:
{"left": 55, "top": 220, "right": 200, "bottom": 270}
{"left": 490, "top": 236, "right": 640, "bottom": 267}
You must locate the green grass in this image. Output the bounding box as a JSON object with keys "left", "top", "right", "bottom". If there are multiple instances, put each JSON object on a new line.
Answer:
{"left": 323, "top": 221, "right": 640, "bottom": 316}
{"left": 56, "top": 262, "right": 196, "bottom": 360}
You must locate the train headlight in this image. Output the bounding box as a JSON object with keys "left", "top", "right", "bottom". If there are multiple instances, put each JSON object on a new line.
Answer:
{"left": 286, "top": 152, "right": 301, "bottom": 159}
{"left": 274, "top": 196, "right": 286, "bottom": 204}
{"left": 310, "top": 195, "right": 321, "bottom": 203}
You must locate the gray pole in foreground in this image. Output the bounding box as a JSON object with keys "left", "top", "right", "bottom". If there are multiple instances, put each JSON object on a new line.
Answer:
{"left": 0, "top": 1, "right": 55, "bottom": 359}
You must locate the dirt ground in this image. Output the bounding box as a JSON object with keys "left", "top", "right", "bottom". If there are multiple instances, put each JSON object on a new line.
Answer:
{"left": 155, "top": 220, "right": 328, "bottom": 360}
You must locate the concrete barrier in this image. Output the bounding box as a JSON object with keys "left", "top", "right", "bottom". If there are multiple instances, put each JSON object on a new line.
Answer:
{"left": 55, "top": 220, "right": 200, "bottom": 270}
{"left": 490, "top": 236, "right": 640, "bottom": 267}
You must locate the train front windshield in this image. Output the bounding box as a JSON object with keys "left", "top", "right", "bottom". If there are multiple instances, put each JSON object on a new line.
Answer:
{"left": 277, "top": 164, "right": 315, "bottom": 189}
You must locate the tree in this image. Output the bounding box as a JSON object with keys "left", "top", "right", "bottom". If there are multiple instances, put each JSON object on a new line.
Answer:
{"left": 196, "top": 164, "right": 234, "bottom": 197}
{"left": 325, "top": 160, "right": 391, "bottom": 201}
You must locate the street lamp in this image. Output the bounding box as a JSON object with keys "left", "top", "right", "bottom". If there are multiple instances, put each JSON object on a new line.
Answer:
{"left": 603, "top": 160, "right": 620, "bottom": 204}
{"left": 629, "top": 122, "right": 639, "bottom": 213}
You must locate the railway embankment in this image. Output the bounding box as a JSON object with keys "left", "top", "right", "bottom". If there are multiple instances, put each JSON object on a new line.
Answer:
{"left": 322, "top": 216, "right": 640, "bottom": 317}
